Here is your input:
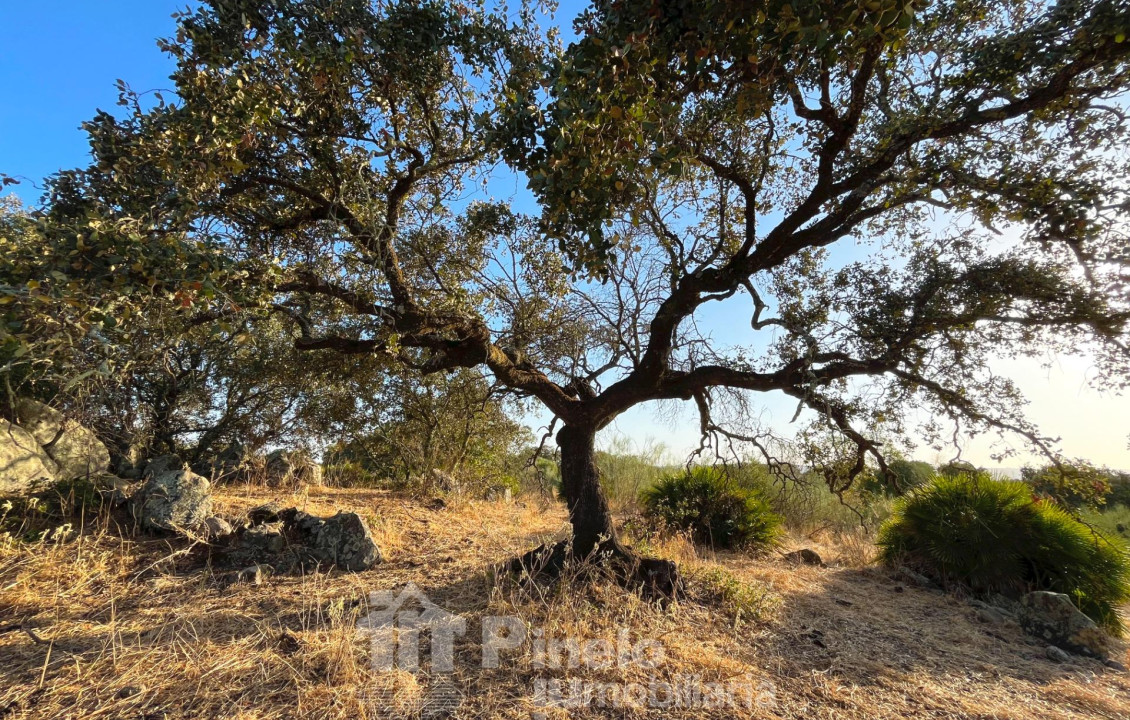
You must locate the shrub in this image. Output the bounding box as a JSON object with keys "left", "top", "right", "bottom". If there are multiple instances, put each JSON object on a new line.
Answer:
{"left": 1022, "top": 462, "right": 1113, "bottom": 508}
{"left": 768, "top": 471, "right": 893, "bottom": 533}
{"left": 640, "top": 467, "right": 782, "bottom": 551}
{"left": 878, "top": 474, "right": 1130, "bottom": 633}
{"left": 859, "top": 459, "right": 936, "bottom": 497}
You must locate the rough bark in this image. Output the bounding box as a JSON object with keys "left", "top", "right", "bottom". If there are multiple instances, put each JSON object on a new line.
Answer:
{"left": 502, "top": 422, "right": 682, "bottom": 601}
{"left": 557, "top": 423, "right": 616, "bottom": 557}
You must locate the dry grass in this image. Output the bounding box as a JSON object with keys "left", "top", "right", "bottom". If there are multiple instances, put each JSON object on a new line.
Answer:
{"left": 1, "top": 485, "right": 1128, "bottom": 719}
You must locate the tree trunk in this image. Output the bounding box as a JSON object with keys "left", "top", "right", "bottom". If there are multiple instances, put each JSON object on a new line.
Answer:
{"left": 557, "top": 423, "right": 616, "bottom": 558}
{"left": 502, "top": 423, "right": 682, "bottom": 601}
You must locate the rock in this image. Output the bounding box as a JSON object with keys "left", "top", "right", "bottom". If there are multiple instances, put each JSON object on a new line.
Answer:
{"left": 1018, "top": 591, "right": 1111, "bottom": 658}
{"left": 222, "top": 507, "right": 381, "bottom": 573}
{"left": 897, "top": 566, "right": 939, "bottom": 589}
{"left": 15, "top": 399, "right": 110, "bottom": 480}
{"left": 1105, "top": 658, "right": 1127, "bottom": 672}
{"left": 306, "top": 511, "right": 382, "bottom": 571}
{"left": 238, "top": 564, "right": 266, "bottom": 585}
{"left": 429, "top": 468, "right": 460, "bottom": 494}
{"left": 116, "top": 686, "right": 141, "bottom": 699}
{"left": 197, "top": 441, "right": 250, "bottom": 483}
{"left": 484, "top": 485, "right": 513, "bottom": 502}
{"left": 263, "top": 449, "right": 320, "bottom": 488}
{"left": 132, "top": 467, "right": 213, "bottom": 533}
{"left": 0, "top": 420, "right": 58, "bottom": 495}
{"left": 1046, "top": 645, "right": 1071, "bottom": 663}
{"left": 248, "top": 502, "right": 283, "bottom": 525}
{"left": 143, "top": 454, "right": 187, "bottom": 479}
{"left": 976, "top": 607, "right": 1007, "bottom": 625}
{"left": 783, "top": 549, "right": 824, "bottom": 566}
{"left": 94, "top": 474, "right": 138, "bottom": 507}
{"left": 203, "top": 516, "right": 234, "bottom": 540}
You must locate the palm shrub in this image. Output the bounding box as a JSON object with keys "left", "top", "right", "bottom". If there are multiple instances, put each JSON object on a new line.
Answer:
{"left": 878, "top": 474, "right": 1130, "bottom": 633}
{"left": 640, "top": 467, "right": 782, "bottom": 551}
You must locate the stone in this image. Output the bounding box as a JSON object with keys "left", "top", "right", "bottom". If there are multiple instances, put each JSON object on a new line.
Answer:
{"left": 14, "top": 399, "right": 110, "bottom": 480}
{"left": 897, "top": 566, "right": 939, "bottom": 589}
{"left": 248, "top": 502, "right": 283, "bottom": 525}
{"left": 238, "top": 564, "right": 265, "bottom": 585}
{"left": 976, "top": 607, "right": 1007, "bottom": 625}
{"left": 1018, "top": 591, "right": 1111, "bottom": 658}
{"left": 203, "top": 516, "right": 234, "bottom": 540}
{"left": 143, "top": 455, "right": 187, "bottom": 479}
{"left": 306, "top": 511, "right": 382, "bottom": 571}
{"left": 0, "top": 420, "right": 58, "bottom": 495}
{"left": 263, "top": 449, "right": 320, "bottom": 488}
{"left": 132, "top": 467, "right": 213, "bottom": 533}
{"left": 1105, "top": 659, "right": 1127, "bottom": 672}
{"left": 783, "top": 549, "right": 824, "bottom": 566}
{"left": 221, "top": 507, "right": 381, "bottom": 573}
{"left": 1046, "top": 645, "right": 1071, "bottom": 663}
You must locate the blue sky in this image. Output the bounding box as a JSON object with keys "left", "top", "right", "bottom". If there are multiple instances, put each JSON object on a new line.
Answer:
{"left": 0, "top": 2, "right": 190, "bottom": 203}
{"left": 1, "top": 2, "right": 1126, "bottom": 470}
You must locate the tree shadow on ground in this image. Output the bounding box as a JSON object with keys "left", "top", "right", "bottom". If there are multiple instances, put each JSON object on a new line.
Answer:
{"left": 746, "top": 563, "right": 1130, "bottom": 715}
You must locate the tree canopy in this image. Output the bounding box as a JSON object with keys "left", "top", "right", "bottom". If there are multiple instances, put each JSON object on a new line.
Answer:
{"left": 5, "top": 0, "right": 1130, "bottom": 588}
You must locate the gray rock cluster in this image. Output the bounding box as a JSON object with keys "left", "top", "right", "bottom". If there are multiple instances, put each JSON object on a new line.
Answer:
{"left": 0, "top": 400, "right": 111, "bottom": 495}
{"left": 219, "top": 503, "right": 382, "bottom": 573}
{"left": 263, "top": 449, "right": 322, "bottom": 488}
{"left": 970, "top": 590, "right": 1119, "bottom": 666}
{"left": 132, "top": 466, "right": 214, "bottom": 533}
{"left": 1017, "top": 590, "right": 1112, "bottom": 659}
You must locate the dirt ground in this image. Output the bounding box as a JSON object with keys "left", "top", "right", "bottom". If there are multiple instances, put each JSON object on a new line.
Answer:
{"left": 1, "top": 485, "right": 1128, "bottom": 719}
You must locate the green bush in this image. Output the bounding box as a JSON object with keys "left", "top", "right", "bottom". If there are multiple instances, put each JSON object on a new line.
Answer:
{"left": 859, "top": 459, "right": 937, "bottom": 497}
{"left": 878, "top": 474, "right": 1130, "bottom": 633}
{"left": 1082, "top": 504, "right": 1130, "bottom": 541}
{"left": 640, "top": 467, "right": 783, "bottom": 551}
{"left": 1022, "top": 462, "right": 1113, "bottom": 508}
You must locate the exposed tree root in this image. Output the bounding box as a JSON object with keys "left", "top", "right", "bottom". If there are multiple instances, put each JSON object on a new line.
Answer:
{"left": 500, "top": 538, "right": 683, "bottom": 604}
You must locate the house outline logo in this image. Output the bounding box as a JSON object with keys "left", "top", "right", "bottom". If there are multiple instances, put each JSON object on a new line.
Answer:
{"left": 357, "top": 582, "right": 467, "bottom": 672}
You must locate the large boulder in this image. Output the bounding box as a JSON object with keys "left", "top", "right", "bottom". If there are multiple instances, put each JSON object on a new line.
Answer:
{"left": 133, "top": 467, "right": 213, "bottom": 533}
{"left": 428, "top": 468, "right": 460, "bottom": 494}
{"left": 15, "top": 399, "right": 109, "bottom": 480}
{"left": 301, "top": 511, "right": 382, "bottom": 571}
{"left": 209, "top": 441, "right": 250, "bottom": 482}
{"left": 222, "top": 506, "right": 381, "bottom": 572}
{"left": 0, "top": 420, "right": 58, "bottom": 495}
{"left": 264, "top": 449, "right": 322, "bottom": 488}
{"left": 1018, "top": 591, "right": 1111, "bottom": 658}
{"left": 143, "top": 454, "right": 187, "bottom": 479}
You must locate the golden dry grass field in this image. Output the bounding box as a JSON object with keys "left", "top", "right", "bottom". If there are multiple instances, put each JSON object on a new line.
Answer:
{"left": 1, "top": 485, "right": 1128, "bottom": 719}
